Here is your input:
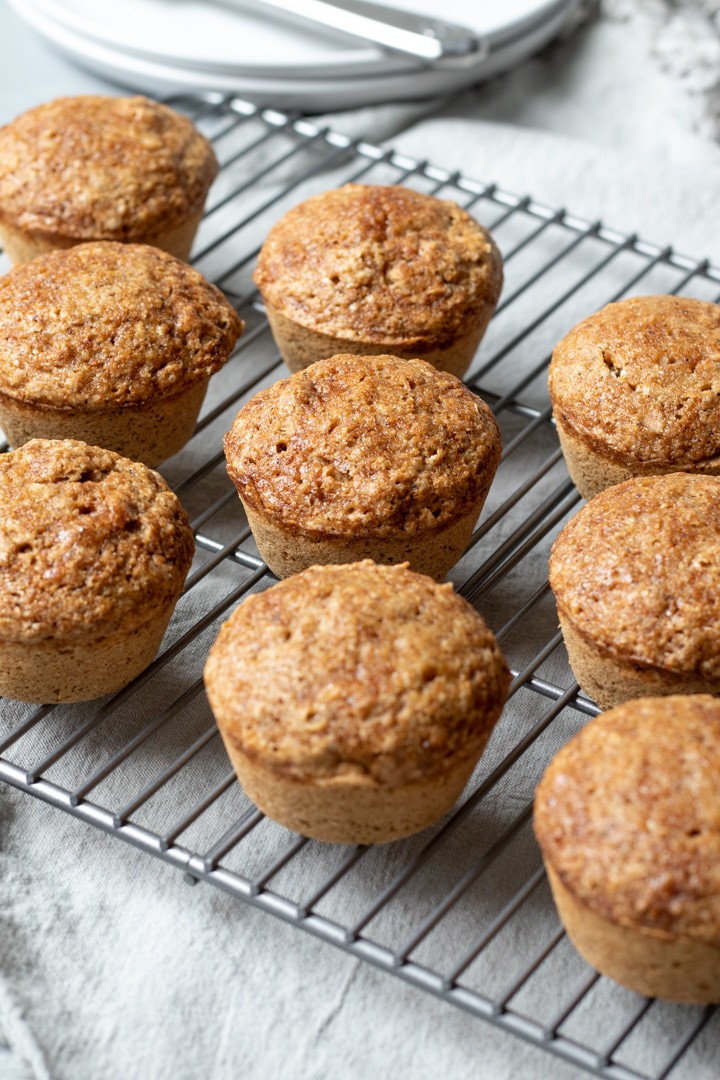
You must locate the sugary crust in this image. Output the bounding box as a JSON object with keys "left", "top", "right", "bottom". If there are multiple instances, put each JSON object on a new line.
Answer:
{"left": 0, "top": 96, "right": 217, "bottom": 242}
{"left": 224, "top": 354, "right": 501, "bottom": 538}
{"left": 253, "top": 184, "right": 503, "bottom": 350}
{"left": 549, "top": 473, "right": 720, "bottom": 680}
{"left": 204, "top": 561, "right": 510, "bottom": 786}
{"left": 0, "top": 439, "right": 194, "bottom": 643}
{"left": 534, "top": 695, "right": 720, "bottom": 945}
{"left": 0, "top": 242, "right": 243, "bottom": 408}
{"left": 549, "top": 295, "right": 720, "bottom": 468}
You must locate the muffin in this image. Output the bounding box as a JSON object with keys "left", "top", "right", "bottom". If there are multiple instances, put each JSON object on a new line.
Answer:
{"left": 534, "top": 694, "right": 720, "bottom": 1004}
{"left": 0, "top": 439, "right": 194, "bottom": 704}
{"left": 0, "top": 242, "right": 244, "bottom": 466}
{"left": 224, "top": 353, "right": 502, "bottom": 580}
{"left": 549, "top": 473, "right": 720, "bottom": 710}
{"left": 253, "top": 184, "right": 503, "bottom": 377}
{"left": 0, "top": 95, "right": 217, "bottom": 264}
{"left": 204, "top": 561, "right": 510, "bottom": 844}
{"left": 548, "top": 295, "right": 720, "bottom": 500}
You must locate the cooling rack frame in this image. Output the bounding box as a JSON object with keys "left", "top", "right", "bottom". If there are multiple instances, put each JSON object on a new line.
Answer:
{"left": 0, "top": 93, "right": 718, "bottom": 1080}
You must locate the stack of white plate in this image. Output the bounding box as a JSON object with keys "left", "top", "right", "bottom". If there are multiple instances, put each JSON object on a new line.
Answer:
{"left": 9, "top": 0, "right": 584, "bottom": 111}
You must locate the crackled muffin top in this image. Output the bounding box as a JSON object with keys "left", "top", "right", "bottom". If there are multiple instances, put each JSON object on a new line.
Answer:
{"left": 204, "top": 561, "right": 510, "bottom": 785}
{"left": 224, "top": 354, "right": 501, "bottom": 538}
{"left": 535, "top": 695, "right": 720, "bottom": 944}
{"left": 0, "top": 439, "right": 194, "bottom": 643}
{"left": 549, "top": 473, "right": 720, "bottom": 679}
{"left": 0, "top": 242, "right": 244, "bottom": 408}
{"left": 253, "top": 184, "right": 503, "bottom": 349}
{"left": 0, "top": 96, "right": 217, "bottom": 242}
{"left": 549, "top": 295, "right": 720, "bottom": 468}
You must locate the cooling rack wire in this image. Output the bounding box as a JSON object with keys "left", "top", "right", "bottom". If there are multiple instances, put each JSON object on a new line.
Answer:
{"left": 0, "top": 93, "right": 718, "bottom": 1080}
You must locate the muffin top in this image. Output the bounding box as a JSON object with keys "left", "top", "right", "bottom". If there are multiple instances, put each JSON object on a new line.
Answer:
{"left": 0, "top": 439, "right": 194, "bottom": 643}
{"left": 534, "top": 695, "right": 720, "bottom": 944}
{"left": 549, "top": 473, "right": 720, "bottom": 679}
{"left": 253, "top": 184, "right": 503, "bottom": 350}
{"left": 549, "top": 295, "right": 720, "bottom": 468}
{"left": 0, "top": 242, "right": 243, "bottom": 408}
{"left": 0, "top": 95, "right": 217, "bottom": 242}
{"left": 224, "top": 354, "right": 501, "bottom": 538}
{"left": 205, "top": 561, "right": 509, "bottom": 785}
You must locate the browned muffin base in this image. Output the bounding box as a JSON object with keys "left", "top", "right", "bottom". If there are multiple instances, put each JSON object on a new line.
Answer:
{"left": 221, "top": 734, "right": 482, "bottom": 844}
{"left": 0, "top": 380, "right": 208, "bottom": 468}
{"left": 555, "top": 413, "right": 720, "bottom": 502}
{"left": 265, "top": 301, "right": 493, "bottom": 378}
{"left": 0, "top": 206, "right": 205, "bottom": 266}
{"left": 546, "top": 864, "right": 720, "bottom": 1003}
{"left": 244, "top": 495, "right": 489, "bottom": 581}
{"left": 558, "top": 611, "right": 718, "bottom": 710}
{"left": 0, "top": 222, "right": 76, "bottom": 264}
{"left": 152, "top": 207, "right": 206, "bottom": 262}
{"left": 0, "top": 605, "right": 176, "bottom": 704}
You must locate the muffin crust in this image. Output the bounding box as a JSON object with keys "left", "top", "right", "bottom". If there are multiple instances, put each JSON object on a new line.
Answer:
{"left": 549, "top": 474, "right": 720, "bottom": 683}
{"left": 535, "top": 695, "right": 720, "bottom": 945}
{"left": 549, "top": 295, "right": 720, "bottom": 470}
{"left": 205, "top": 561, "right": 510, "bottom": 788}
{"left": 0, "top": 439, "right": 194, "bottom": 643}
{"left": 0, "top": 242, "right": 243, "bottom": 410}
{"left": 253, "top": 184, "right": 502, "bottom": 353}
{"left": 225, "top": 353, "right": 500, "bottom": 540}
{"left": 0, "top": 96, "right": 217, "bottom": 244}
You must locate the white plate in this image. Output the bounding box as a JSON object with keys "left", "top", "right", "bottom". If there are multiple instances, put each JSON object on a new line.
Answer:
{"left": 8, "top": 0, "right": 582, "bottom": 110}
{"left": 18, "top": 0, "right": 577, "bottom": 78}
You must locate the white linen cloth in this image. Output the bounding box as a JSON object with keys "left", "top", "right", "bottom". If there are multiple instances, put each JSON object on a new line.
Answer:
{"left": 604, "top": 0, "right": 720, "bottom": 141}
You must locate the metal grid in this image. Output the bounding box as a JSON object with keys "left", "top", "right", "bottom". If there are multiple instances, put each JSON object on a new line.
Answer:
{"left": 1, "top": 94, "right": 718, "bottom": 1080}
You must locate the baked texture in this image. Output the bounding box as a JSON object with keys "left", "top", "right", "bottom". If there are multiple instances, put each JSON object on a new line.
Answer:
{"left": 549, "top": 473, "right": 720, "bottom": 709}
{"left": 0, "top": 241, "right": 244, "bottom": 465}
{"left": 0, "top": 95, "right": 217, "bottom": 262}
{"left": 224, "top": 353, "right": 501, "bottom": 579}
{"left": 0, "top": 438, "right": 194, "bottom": 702}
{"left": 204, "top": 560, "right": 510, "bottom": 844}
{"left": 253, "top": 184, "right": 503, "bottom": 376}
{"left": 549, "top": 295, "right": 720, "bottom": 499}
{"left": 534, "top": 695, "right": 720, "bottom": 1002}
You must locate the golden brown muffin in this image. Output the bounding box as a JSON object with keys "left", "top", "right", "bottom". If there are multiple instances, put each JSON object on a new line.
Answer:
{"left": 204, "top": 561, "right": 510, "bottom": 844}
{"left": 534, "top": 695, "right": 720, "bottom": 1003}
{"left": 0, "top": 439, "right": 194, "bottom": 703}
{"left": 0, "top": 95, "right": 217, "bottom": 263}
{"left": 224, "top": 353, "right": 501, "bottom": 580}
{"left": 0, "top": 242, "right": 244, "bottom": 466}
{"left": 548, "top": 295, "right": 720, "bottom": 500}
{"left": 253, "top": 184, "right": 503, "bottom": 376}
{"left": 549, "top": 473, "right": 720, "bottom": 710}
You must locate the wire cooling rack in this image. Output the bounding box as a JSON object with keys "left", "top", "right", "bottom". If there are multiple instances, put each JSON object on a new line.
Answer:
{"left": 1, "top": 94, "right": 719, "bottom": 1080}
